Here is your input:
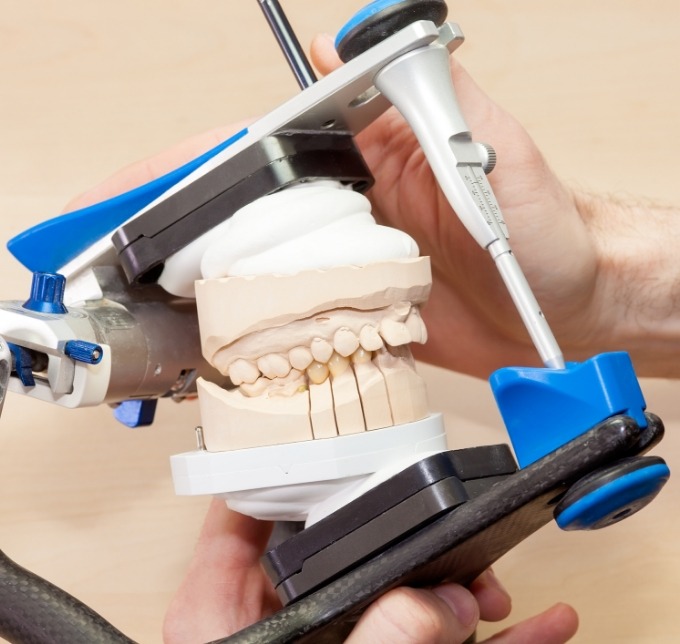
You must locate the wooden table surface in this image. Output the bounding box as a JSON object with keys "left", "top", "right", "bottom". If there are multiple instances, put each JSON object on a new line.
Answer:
{"left": 1, "top": 1, "right": 679, "bottom": 642}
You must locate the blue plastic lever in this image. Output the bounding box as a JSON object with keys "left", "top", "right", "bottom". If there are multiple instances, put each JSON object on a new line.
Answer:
{"left": 7, "top": 128, "right": 248, "bottom": 274}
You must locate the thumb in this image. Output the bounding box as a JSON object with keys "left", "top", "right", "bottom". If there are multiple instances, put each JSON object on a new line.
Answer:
{"left": 347, "top": 584, "right": 479, "bottom": 644}
{"left": 163, "top": 500, "right": 279, "bottom": 644}
{"left": 310, "top": 33, "right": 344, "bottom": 76}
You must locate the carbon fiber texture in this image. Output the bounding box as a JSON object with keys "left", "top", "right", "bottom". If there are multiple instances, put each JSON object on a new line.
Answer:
{"left": 0, "top": 550, "right": 136, "bottom": 644}
{"left": 214, "top": 415, "right": 662, "bottom": 643}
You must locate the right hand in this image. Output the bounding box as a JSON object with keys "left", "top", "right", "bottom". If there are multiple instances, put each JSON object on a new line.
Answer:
{"left": 311, "top": 34, "right": 667, "bottom": 377}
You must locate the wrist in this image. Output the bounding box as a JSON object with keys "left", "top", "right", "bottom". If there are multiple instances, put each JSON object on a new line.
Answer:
{"left": 575, "top": 191, "right": 680, "bottom": 377}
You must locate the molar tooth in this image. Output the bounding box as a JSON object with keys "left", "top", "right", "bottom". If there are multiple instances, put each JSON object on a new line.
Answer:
{"left": 333, "top": 327, "right": 359, "bottom": 357}
{"left": 228, "top": 358, "right": 260, "bottom": 385}
{"left": 257, "top": 353, "right": 292, "bottom": 379}
{"left": 328, "top": 352, "right": 350, "bottom": 377}
{"left": 405, "top": 309, "right": 428, "bottom": 344}
{"left": 351, "top": 347, "right": 373, "bottom": 364}
{"left": 267, "top": 369, "right": 307, "bottom": 397}
{"left": 239, "top": 377, "right": 270, "bottom": 398}
{"left": 289, "top": 346, "right": 313, "bottom": 371}
{"left": 311, "top": 338, "right": 333, "bottom": 364}
{"left": 379, "top": 318, "right": 411, "bottom": 346}
{"left": 359, "top": 324, "right": 384, "bottom": 351}
{"left": 307, "top": 361, "right": 330, "bottom": 385}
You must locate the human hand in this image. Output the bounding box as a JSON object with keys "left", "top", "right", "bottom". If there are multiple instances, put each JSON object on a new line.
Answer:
{"left": 310, "top": 34, "right": 612, "bottom": 378}
{"left": 58, "top": 45, "right": 578, "bottom": 644}
{"left": 162, "top": 500, "right": 577, "bottom": 644}
{"left": 65, "top": 31, "right": 680, "bottom": 379}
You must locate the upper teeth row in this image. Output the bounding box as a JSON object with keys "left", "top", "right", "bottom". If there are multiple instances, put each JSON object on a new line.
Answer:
{"left": 227, "top": 313, "right": 426, "bottom": 393}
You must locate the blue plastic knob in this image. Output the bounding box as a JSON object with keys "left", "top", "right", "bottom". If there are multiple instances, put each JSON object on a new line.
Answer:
{"left": 64, "top": 340, "right": 104, "bottom": 365}
{"left": 22, "top": 272, "right": 67, "bottom": 314}
{"left": 555, "top": 457, "right": 670, "bottom": 531}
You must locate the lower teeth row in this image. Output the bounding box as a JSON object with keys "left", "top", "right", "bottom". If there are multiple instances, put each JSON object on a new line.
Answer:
{"left": 236, "top": 348, "right": 374, "bottom": 397}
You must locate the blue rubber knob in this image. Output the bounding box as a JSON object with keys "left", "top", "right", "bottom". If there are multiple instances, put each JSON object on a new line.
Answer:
{"left": 22, "top": 272, "right": 67, "bottom": 314}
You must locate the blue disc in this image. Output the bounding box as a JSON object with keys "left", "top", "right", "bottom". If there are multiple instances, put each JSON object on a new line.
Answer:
{"left": 555, "top": 458, "right": 670, "bottom": 531}
{"left": 335, "top": 0, "right": 447, "bottom": 62}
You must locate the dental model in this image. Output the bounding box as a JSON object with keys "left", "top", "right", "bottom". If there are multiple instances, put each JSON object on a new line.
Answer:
{"left": 171, "top": 181, "right": 449, "bottom": 523}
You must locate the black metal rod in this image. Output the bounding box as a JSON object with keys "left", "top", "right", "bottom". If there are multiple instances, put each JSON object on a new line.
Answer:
{"left": 257, "top": 0, "right": 318, "bottom": 89}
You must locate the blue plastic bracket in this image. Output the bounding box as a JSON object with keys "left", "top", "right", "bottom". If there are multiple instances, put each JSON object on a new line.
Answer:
{"left": 490, "top": 351, "right": 647, "bottom": 468}
{"left": 113, "top": 399, "right": 158, "bottom": 428}
{"left": 7, "top": 343, "right": 35, "bottom": 388}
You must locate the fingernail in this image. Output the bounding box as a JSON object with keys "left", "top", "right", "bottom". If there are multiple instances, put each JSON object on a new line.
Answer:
{"left": 432, "top": 584, "right": 478, "bottom": 628}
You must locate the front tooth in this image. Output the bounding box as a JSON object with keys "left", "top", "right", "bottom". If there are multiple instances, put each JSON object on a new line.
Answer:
{"left": 352, "top": 360, "right": 392, "bottom": 430}
{"left": 328, "top": 352, "right": 350, "bottom": 377}
{"left": 228, "top": 358, "right": 260, "bottom": 385}
{"left": 307, "top": 361, "right": 330, "bottom": 385}
{"left": 257, "top": 353, "right": 292, "bottom": 379}
{"left": 309, "top": 379, "right": 338, "bottom": 439}
{"left": 379, "top": 318, "right": 411, "bottom": 346}
{"left": 330, "top": 367, "right": 365, "bottom": 435}
{"left": 333, "top": 327, "right": 359, "bottom": 357}
{"left": 289, "top": 346, "right": 314, "bottom": 371}
{"left": 351, "top": 347, "right": 372, "bottom": 364}
{"left": 405, "top": 309, "right": 428, "bottom": 344}
{"left": 311, "top": 338, "right": 334, "bottom": 363}
{"left": 374, "top": 349, "right": 428, "bottom": 425}
{"left": 359, "top": 324, "right": 384, "bottom": 351}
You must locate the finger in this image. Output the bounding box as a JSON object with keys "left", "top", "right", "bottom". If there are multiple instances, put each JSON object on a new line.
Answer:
{"left": 64, "top": 121, "right": 251, "bottom": 212}
{"left": 310, "top": 33, "right": 343, "bottom": 76}
{"left": 482, "top": 603, "right": 579, "bottom": 644}
{"left": 347, "top": 584, "right": 479, "bottom": 644}
{"left": 163, "top": 499, "right": 279, "bottom": 644}
{"left": 469, "top": 568, "right": 512, "bottom": 622}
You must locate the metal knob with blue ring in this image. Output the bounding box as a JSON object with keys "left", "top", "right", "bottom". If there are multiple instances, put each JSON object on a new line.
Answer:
{"left": 335, "top": 0, "right": 448, "bottom": 62}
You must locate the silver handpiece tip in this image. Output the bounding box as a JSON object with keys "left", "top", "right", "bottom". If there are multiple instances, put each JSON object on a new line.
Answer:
{"left": 544, "top": 354, "right": 566, "bottom": 370}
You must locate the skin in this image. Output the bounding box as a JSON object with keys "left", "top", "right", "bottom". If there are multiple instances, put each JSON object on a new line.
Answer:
{"left": 67, "top": 31, "right": 680, "bottom": 644}
{"left": 309, "top": 34, "right": 680, "bottom": 380}
{"left": 160, "top": 500, "right": 578, "bottom": 644}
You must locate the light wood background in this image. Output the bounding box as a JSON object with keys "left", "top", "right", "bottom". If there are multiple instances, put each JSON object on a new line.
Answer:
{"left": 1, "top": 1, "right": 679, "bottom": 642}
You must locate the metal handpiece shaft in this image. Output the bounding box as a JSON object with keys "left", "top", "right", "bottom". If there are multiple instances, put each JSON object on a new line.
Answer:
{"left": 374, "top": 38, "right": 565, "bottom": 369}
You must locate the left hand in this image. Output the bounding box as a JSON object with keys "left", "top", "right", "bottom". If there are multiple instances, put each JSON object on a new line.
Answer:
{"left": 161, "top": 500, "right": 578, "bottom": 644}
